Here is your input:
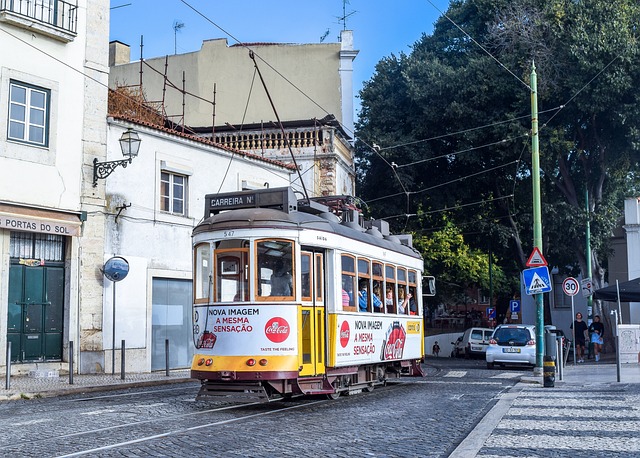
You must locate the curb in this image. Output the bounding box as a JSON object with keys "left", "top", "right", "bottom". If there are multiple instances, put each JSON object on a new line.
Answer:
{"left": 0, "top": 377, "right": 196, "bottom": 402}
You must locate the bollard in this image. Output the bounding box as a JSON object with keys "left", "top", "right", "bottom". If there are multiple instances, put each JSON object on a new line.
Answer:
{"left": 165, "top": 339, "right": 170, "bottom": 377}
{"left": 5, "top": 341, "right": 11, "bottom": 390}
{"left": 69, "top": 341, "right": 74, "bottom": 385}
{"left": 543, "top": 355, "right": 555, "bottom": 387}
{"left": 121, "top": 339, "right": 125, "bottom": 380}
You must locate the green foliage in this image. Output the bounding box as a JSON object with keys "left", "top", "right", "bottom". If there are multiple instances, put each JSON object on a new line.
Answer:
{"left": 413, "top": 216, "right": 509, "bottom": 302}
{"left": 356, "top": 0, "right": 640, "bottom": 294}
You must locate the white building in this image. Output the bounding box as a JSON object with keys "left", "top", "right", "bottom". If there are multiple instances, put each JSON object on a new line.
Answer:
{"left": 99, "top": 117, "right": 293, "bottom": 372}
{"left": 0, "top": 0, "right": 111, "bottom": 374}
{"left": 608, "top": 197, "right": 640, "bottom": 323}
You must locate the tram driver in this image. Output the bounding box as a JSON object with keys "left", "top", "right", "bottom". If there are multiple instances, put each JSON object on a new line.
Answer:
{"left": 270, "top": 258, "right": 293, "bottom": 296}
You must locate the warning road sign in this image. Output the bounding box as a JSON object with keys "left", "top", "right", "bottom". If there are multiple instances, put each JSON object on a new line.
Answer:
{"left": 523, "top": 266, "right": 552, "bottom": 295}
{"left": 526, "top": 247, "right": 548, "bottom": 267}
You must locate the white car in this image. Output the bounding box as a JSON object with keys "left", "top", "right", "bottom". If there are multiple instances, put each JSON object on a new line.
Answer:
{"left": 451, "top": 327, "right": 493, "bottom": 358}
{"left": 486, "top": 324, "right": 536, "bottom": 369}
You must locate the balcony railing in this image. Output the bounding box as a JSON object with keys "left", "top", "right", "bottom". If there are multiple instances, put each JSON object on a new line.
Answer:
{"left": 0, "top": 0, "right": 77, "bottom": 35}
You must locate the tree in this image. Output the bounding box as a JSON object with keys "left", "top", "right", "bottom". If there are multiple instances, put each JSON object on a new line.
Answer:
{"left": 356, "top": 0, "right": 640, "bottom": 301}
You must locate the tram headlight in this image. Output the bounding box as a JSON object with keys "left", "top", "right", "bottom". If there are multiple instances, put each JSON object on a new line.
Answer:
{"left": 205, "top": 358, "right": 213, "bottom": 366}
{"left": 246, "top": 358, "right": 256, "bottom": 366}
{"left": 259, "top": 359, "right": 268, "bottom": 366}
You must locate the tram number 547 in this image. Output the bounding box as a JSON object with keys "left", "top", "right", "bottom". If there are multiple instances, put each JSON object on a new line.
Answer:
{"left": 223, "top": 231, "right": 235, "bottom": 237}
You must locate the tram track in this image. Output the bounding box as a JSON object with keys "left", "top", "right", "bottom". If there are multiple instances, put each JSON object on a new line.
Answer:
{"left": 55, "top": 400, "right": 326, "bottom": 457}
{"left": 0, "top": 393, "right": 327, "bottom": 457}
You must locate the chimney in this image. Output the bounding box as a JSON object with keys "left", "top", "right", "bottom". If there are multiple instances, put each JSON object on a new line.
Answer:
{"left": 109, "top": 41, "right": 131, "bottom": 67}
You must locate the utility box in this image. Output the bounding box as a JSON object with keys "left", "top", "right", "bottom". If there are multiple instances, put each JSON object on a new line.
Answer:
{"left": 544, "top": 325, "right": 558, "bottom": 360}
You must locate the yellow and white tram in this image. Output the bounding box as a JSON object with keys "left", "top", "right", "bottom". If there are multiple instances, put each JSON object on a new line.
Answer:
{"left": 190, "top": 187, "right": 426, "bottom": 401}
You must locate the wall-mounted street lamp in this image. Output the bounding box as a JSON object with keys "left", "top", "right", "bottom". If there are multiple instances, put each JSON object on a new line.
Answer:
{"left": 93, "top": 128, "right": 141, "bottom": 187}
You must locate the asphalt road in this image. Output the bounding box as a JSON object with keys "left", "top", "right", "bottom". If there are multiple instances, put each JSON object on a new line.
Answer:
{"left": 0, "top": 357, "right": 520, "bottom": 457}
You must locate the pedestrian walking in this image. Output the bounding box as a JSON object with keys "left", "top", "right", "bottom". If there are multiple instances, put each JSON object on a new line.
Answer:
{"left": 570, "top": 312, "right": 589, "bottom": 363}
{"left": 589, "top": 315, "right": 605, "bottom": 362}
{"left": 432, "top": 341, "right": 440, "bottom": 357}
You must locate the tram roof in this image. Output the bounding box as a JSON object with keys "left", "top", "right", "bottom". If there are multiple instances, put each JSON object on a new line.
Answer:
{"left": 194, "top": 207, "right": 422, "bottom": 260}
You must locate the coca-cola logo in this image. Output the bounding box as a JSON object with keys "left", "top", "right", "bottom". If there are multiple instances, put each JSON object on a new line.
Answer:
{"left": 265, "top": 317, "right": 290, "bottom": 343}
{"left": 382, "top": 322, "right": 407, "bottom": 360}
{"left": 339, "top": 321, "right": 350, "bottom": 348}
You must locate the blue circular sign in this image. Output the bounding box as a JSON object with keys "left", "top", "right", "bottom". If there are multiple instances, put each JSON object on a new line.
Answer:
{"left": 103, "top": 256, "right": 129, "bottom": 282}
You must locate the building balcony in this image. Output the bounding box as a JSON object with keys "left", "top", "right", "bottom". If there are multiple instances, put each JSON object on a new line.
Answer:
{"left": 0, "top": 0, "right": 77, "bottom": 42}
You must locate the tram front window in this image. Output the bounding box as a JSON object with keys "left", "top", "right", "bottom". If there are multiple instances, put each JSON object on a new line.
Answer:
{"left": 256, "top": 239, "right": 294, "bottom": 300}
{"left": 215, "top": 247, "right": 248, "bottom": 302}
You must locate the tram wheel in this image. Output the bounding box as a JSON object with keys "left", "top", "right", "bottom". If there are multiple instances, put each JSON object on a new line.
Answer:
{"left": 326, "top": 391, "right": 341, "bottom": 400}
{"left": 363, "top": 385, "right": 374, "bottom": 393}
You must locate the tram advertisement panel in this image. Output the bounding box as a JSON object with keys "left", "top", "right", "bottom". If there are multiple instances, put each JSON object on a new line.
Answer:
{"left": 333, "top": 316, "right": 423, "bottom": 366}
{"left": 194, "top": 305, "right": 298, "bottom": 356}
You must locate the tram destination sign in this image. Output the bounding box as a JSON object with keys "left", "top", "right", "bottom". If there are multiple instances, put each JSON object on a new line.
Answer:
{"left": 207, "top": 193, "right": 256, "bottom": 213}
{"left": 205, "top": 187, "right": 298, "bottom": 216}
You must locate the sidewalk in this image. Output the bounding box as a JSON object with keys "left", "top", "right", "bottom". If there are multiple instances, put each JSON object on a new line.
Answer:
{"left": 452, "top": 354, "right": 640, "bottom": 458}
{"left": 0, "top": 369, "right": 194, "bottom": 401}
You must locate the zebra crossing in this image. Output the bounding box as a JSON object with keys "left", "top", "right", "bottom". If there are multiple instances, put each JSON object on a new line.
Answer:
{"left": 475, "top": 386, "right": 640, "bottom": 457}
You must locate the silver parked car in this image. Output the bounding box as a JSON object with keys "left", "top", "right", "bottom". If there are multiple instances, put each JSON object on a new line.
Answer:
{"left": 486, "top": 324, "right": 536, "bottom": 369}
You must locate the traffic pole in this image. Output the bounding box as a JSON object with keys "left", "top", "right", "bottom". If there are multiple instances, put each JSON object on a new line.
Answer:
{"left": 530, "top": 62, "right": 544, "bottom": 376}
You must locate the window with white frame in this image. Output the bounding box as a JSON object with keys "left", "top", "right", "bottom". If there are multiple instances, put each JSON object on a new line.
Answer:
{"left": 8, "top": 80, "right": 49, "bottom": 146}
{"left": 160, "top": 171, "right": 187, "bottom": 216}
{"left": 552, "top": 276, "right": 572, "bottom": 308}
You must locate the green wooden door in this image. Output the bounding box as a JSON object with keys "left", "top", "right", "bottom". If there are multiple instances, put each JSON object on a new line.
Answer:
{"left": 7, "top": 264, "right": 64, "bottom": 362}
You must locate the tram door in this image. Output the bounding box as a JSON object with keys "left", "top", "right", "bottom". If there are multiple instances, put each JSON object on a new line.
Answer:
{"left": 299, "top": 251, "right": 325, "bottom": 377}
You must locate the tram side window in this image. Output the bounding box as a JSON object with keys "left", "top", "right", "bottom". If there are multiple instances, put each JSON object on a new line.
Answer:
{"left": 357, "top": 258, "right": 372, "bottom": 313}
{"left": 215, "top": 249, "right": 249, "bottom": 302}
{"left": 315, "top": 253, "right": 324, "bottom": 302}
{"left": 256, "top": 240, "right": 294, "bottom": 300}
{"left": 408, "top": 270, "right": 419, "bottom": 316}
{"left": 194, "top": 243, "right": 211, "bottom": 303}
{"left": 397, "top": 268, "right": 409, "bottom": 315}
{"left": 385, "top": 265, "right": 396, "bottom": 314}
{"left": 301, "top": 252, "right": 312, "bottom": 301}
{"left": 372, "top": 262, "right": 384, "bottom": 313}
{"left": 341, "top": 255, "right": 356, "bottom": 311}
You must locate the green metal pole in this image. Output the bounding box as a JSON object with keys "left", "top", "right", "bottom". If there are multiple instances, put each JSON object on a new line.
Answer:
{"left": 531, "top": 63, "right": 544, "bottom": 375}
{"left": 585, "top": 188, "right": 593, "bottom": 353}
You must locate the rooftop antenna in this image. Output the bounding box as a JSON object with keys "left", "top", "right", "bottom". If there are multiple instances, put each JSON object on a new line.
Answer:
{"left": 320, "top": 28, "right": 330, "bottom": 43}
{"left": 173, "top": 20, "right": 185, "bottom": 55}
{"left": 337, "top": 0, "right": 356, "bottom": 32}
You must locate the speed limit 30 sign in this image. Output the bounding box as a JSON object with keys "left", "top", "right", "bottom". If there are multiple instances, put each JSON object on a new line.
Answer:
{"left": 562, "top": 277, "right": 579, "bottom": 296}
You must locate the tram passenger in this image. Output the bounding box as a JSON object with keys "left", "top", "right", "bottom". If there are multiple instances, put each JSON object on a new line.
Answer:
{"left": 397, "top": 288, "right": 411, "bottom": 314}
{"left": 342, "top": 276, "right": 354, "bottom": 308}
{"left": 373, "top": 285, "right": 384, "bottom": 313}
{"left": 385, "top": 286, "right": 395, "bottom": 313}
{"left": 358, "top": 280, "right": 370, "bottom": 312}
{"left": 270, "top": 259, "right": 293, "bottom": 296}
{"left": 409, "top": 287, "right": 418, "bottom": 315}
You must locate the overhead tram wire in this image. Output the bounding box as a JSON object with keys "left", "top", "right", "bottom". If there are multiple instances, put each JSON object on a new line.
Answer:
{"left": 374, "top": 107, "right": 561, "bottom": 153}
{"left": 424, "top": 0, "right": 531, "bottom": 92}
{"left": 364, "top": 158, "right": 518, "bottom": 206}
{"left": 381, "top": 194, "right": 514, "bottom": 222}
{"left": 538, "top": 55, "right": 622, "bottom": 132}
{"left": 395, "top": 133, "right": 529, "bottom": 169}
{"left": 408, "top": 160, "right": 520, "bottom": 197}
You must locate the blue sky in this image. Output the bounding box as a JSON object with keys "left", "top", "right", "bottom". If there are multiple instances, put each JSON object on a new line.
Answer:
{"left": 109, "top": 0, "right": 451, "bottom": 114}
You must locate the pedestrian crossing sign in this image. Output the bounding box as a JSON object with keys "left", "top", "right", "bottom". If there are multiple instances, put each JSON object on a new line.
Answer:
{"left": 523, "top": 266, "right": 552, "bottom": 295}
